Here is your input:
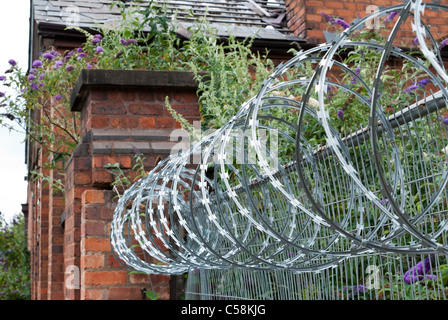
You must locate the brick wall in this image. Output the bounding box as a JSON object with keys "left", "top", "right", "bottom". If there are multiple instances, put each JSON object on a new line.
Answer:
{"left": 47, "top": 162, "right": 65, "bottom": 299}
{"left": 66, "top": 69, "right": 199, "bottom": 300}
{"left": 27, "top": 69, "right": 201, "bottom": 299}
{"left": 26, "top": 107, "right": 50, "bottom": 300}
{"left": 286, "top": 0, "right": 448, "bottom": 46}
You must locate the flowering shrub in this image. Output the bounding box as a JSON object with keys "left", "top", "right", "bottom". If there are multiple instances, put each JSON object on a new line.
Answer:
{"left": 0, "top": 1, "right": 447, "bottom": 300}
{"left": 0, "top": 1, "right": 188, "bottom": 171}
{"left": 317, "top": 11, "right": 444, "bottom": 132}
{"left": 0, "top": 214, "right": 30, "bottom": 300}
{"left": 0, "top": 1, "right": 281, "bottom": 183}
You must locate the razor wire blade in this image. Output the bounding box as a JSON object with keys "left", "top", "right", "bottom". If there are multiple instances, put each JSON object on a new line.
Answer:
{"left": 111, "top": 0, "right": 448, "bottom": 275}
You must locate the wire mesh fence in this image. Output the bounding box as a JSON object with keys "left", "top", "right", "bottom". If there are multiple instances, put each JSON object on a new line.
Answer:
{"left": 185, "top": 253, "right": 448, "bottom": 300}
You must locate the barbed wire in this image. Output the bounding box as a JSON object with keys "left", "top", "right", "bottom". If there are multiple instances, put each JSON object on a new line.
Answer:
{"left": 111, "top": 0, "right": 448, "bottom": 275}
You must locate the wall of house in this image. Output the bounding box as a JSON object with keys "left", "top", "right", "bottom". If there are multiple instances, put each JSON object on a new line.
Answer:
{"left": 27, "top": 70, "right": 201, "bottom": 299}
{"left": 25, "top": 0, "right": 448, "bottom": 300}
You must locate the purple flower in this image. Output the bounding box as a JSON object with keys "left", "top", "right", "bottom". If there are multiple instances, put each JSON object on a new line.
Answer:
{"left": 0, "top": 76, "right": 5, "bottom": 81}
{"left": 405, "top": 79, "right": 430, "bottom": 92}
{"left": 404, "top": 83, "right": 418, "bottom": 93}
{"left": 403, "top": 256, "right": 437, "bottom": 284}
{"left": 92, "top": 34, "right": 102, "bottom": 44}
{"left": 321, "top": 12, "right": 335, "bottom": 24}
{"left": 337, "top": 109, "right": 344, "bottom": 118}
{"left": 86, "top": 63, "right": 93, "bottom": 69}
{"left": 27, "top": 74, "right": 35, "bottom": 81}
{"left": 39, "top": 74, "right": 46, "bottom": 81}
{"left": 413, "top": 36, "right": 419, "bottom": 45}
{"left": 66, "top": 65, "right": 74, "bottom": 72}
{"left": 96, "top": 46, "right": 104, "bottom": 53}
{"left": 439, "top": 38, "right": 448, "bottom": 50}
{"left": 77, "top": 52, "right": 87, "bottom": 61}
{"left": 351, "top": 66, "right": 361, "bottom": 84}
{"left": 32, "top": 60, "right": 43, "bottom": 68}
{"left": 443, "top": 118, "right": 448, "bottom": 125}
{"left": 42, "top": 52, "right": 55, "bottom": 60}
{"left": 418, "top": 78, "right": 431, "bottom": 88}
{"left": 54, "top": 95, "right": 62, "bottom": 101}
{"left": 76, "top": 47, "right": 83, "bottom": 53}
{"left": 0, "top": 92, "right": 5, "bottom": 97}
{"left": 335, "top": 18, "right": 350, "bottom": 30}
{"left": 8, "top": 59, "right": 17, "bottom": 66}
{"left": 54, "top": 60, "right": 63, "bottom": 69}
{"left": 30, "top": 83, "right": 39, "bottom": 91}
{"left": 120, "top": 39, "right": 130, "bottom": 46}
{"left": 128, "top": 39, "right": 138, "bottom": 45}
{"left": 385, "top": 12, "right": 398, "bottom": 22}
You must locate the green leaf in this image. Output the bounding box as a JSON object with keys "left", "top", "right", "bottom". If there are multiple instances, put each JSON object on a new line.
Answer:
{"left": 129, "top": 270, "right": 147, "bottom": 275}
{"left": 440, "top": 265, "right": 448, "bottom": 286}
{"left": 145, "top": 290, "right": 158, "bottom": 300}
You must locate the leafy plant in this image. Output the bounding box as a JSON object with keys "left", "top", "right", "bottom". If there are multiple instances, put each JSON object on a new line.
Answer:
{"left": 0, "top": 214, "right": 30, "bottom": 300}
{"left": 104, "top": 153, "right": 147, "bottom": 198}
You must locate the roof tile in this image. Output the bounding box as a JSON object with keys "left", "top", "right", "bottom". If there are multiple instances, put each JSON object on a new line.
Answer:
{"left": 33, "top": 0, "right": 301, "bottom": 40}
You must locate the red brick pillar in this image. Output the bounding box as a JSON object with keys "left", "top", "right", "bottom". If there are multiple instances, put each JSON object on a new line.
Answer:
{"left": 37, "top": 154, "right": 50, "bottom": 300}
{"left": 47, "top": 166, "right": 65, "bottom": 300}
{"left": 285, "top": 0, "right": 306, "bottom": 39}
{"left": 65, "top": 69, "right": 200, "bottom": 300}
{"left": 26, "top": 177, "right": 36, "bottom": 299}
{"left": 26, "top": 104, "right": 71, "bottom": 300}
{"left": 63, "top": 143, "right": 89, "bottom": 299}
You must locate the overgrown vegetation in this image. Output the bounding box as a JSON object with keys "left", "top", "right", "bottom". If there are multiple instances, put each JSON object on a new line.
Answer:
{"left": 0, "top": 213, "right": 30, "bottom": 300}
{"left": 1, "top": 0, "right": 448, "bottom": 300}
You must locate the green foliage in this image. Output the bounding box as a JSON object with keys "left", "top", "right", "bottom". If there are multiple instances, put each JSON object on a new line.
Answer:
{"left": 0, "top": 0, "right": 279, "bottom": 188}
{"left": 0, "top": 214, "right": 30, "bottom": 300}
{"left": 182, "top": 18, "right": 276, "bottom": 131}
{"left": 30, "top": 169, "right": 65, "bottom": 197}
{"left": 104, "top": 153, "right": 147, "bottom": 198}
{"left": 144, "top": 290, "right": 158, "bottom": 300}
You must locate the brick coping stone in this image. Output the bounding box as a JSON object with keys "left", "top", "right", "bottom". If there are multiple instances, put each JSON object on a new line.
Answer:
{"left": 70, "top": 69, "right": 201, "bottom": 112}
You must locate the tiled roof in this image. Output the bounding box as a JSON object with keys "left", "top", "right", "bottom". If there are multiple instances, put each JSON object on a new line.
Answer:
{"left": 32, "top": 0, "right": 302, "bottom": 41}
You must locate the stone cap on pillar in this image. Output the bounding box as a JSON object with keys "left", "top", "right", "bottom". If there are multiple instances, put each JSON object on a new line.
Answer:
{"left": 70, "top": 69, "right": 202, "bottom": 112}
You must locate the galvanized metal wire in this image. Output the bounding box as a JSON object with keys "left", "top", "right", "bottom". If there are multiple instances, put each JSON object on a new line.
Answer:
{"left": 111, "top": 0, "right": 448, "bottom": 299}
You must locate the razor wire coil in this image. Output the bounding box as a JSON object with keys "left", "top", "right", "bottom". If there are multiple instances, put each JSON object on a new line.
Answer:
{"left": 111, "top": 0, "right": 448, "bottom": 276}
